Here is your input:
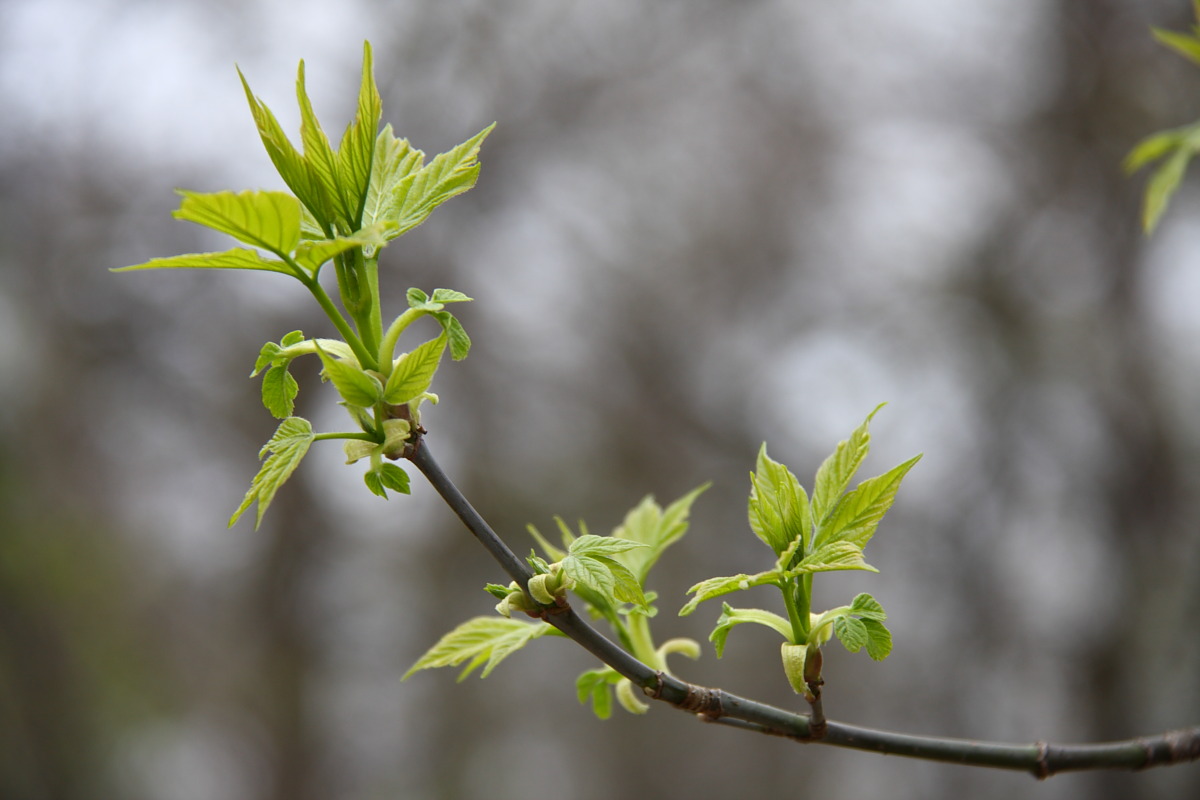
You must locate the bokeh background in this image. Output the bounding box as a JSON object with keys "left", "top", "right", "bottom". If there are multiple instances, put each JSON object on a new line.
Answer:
{"left": 2, "top": 0, "right": 1199, "bottom": 798}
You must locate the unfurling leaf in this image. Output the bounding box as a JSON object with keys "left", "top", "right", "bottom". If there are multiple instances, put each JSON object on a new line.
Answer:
{"left": 680, "top": 568, "right": 785, "bottom": 616}
{"left": 613, "top": 484, "right": 709, "bottom": 584}
{"left": 815, "top": 454, "right": 922, "bottom": 550}
{"left": 261, "top": 364, "right": 299, "bottom": 419}
{"left": 364, "top": 462, "right": 410, "bottom": 498}
{"left": 314, "top": 343, "right": 382, "bottom": 407}
{"left": 811, "top": 403, "right": 884, "bottom": 526}
{"left": 383, "top": 333, "right": 447, "bottom": 404}
{"left": 749, "top": 445, "right": 809, "bottom": 558}
{"left": 710, "top": 603, "right": 796, "bottom": 657}
{"left": 403, "top": 616, "right": 553, "bottom": 680}
{"left": 229, "top": 417, "right": 315, "bottom": 528}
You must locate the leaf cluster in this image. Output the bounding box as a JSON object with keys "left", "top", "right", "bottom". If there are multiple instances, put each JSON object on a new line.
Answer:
{"left": 682, "top": 405, "right": 919, "bottom": 696}
{"left": 114, "top": 42, "right": 492, "bottom": 524}
{"left": 406, "top": 487, "right": 709, "bottom": 717}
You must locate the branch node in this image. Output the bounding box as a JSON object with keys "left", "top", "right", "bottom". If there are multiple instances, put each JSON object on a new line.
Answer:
{"left": 1034, "top": 741, "right": 1051, "bottom": 780}
{"left": 677, "top": 682, "right": 723, "bottom": 719}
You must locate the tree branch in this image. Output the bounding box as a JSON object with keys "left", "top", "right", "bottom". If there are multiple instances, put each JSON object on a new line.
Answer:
{"left": 405, "top": 436, "right": 1200, "bottom": 778}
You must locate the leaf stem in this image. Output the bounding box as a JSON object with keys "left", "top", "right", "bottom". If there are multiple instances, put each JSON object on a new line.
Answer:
{"left": 297, "top": 271, "right": 377, "bottom": 370}
{"left": 379, "top": 308, "right": 424, "bottom": 373}
{"left": 313, "top": 431, "right": 378, "bottom": 442}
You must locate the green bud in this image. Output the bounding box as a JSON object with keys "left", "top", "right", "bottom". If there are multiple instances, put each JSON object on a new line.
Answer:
{"left": 781, "top": 643, "right": 810, "bottom": 698}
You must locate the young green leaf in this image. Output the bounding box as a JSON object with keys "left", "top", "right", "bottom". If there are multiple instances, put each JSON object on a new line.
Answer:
{"left": 314, "top": 343, "right": 382, "bottom": 407}
{"left": 383, "top": 333, "right": 447, "bottom": 404}
{"left": 710, "top": 603, "right": 796, "bottom": 657}
{"left": 239, "top": 67, "right": 328, "bottom": 232}
{"left": 680, "top": 568, "right": 785, "bottom": 616}
{"left": 435, "top": 312, "right": 472, "bottom": 361}
{"left": 173, "top": 190, "right": 302, "bottom": 256}
{"left": 295, "top": 59, "right": 347, "bottom": 229}
{"left": 568, "top": 534, "right": 648, "bottom": 559}
{"left": 834, "top": 616, "right": 892, "bottom": 660}
{"left": 403, "top": 616, "right": 553, "bottom": 681}
{"left": 612, "top": 485, "right": 708, "bottom": 584}
{"left": 292, "top": 220, "right": 398, "bottom": 272}
{"left": 261, "top": 364, "right": 299, "bottom": 419}
{"left": 387, "top": 124, "right": 496, "bottom": 238}
{"left": 561, "top": 551, "right": 648, "bottom": 611}
{"left": 280, "top": 330, "right": 306, "bottom": 347}
{"left": 814, "top": 454, "right": 921, "bottom": 550}
{"left": 576, "top": 668, "right": 622, "bottom": 720}
{"left": 849, "top": 592, "right": 888, "bottom": 621}
{"left": 1152, "top": 27, "right": 1200, "bottom": 67}
{"left": 113, "top": 248, "right": 292, "bottom": 275}
{"left": 364, "top": 462, "right": 411, "bottom": 498}
{"left": 526, "top": 522, "right": 569, "bottom": 563}
{"left": 335, "top": 41, "right": 383, "bottom": 229}
{"left": 790, "top": 541, "right": 877, "bottom": 574}
{"left": 1141, "top": 146, "right": 1194, "bottom": 235}
{"left": 229, "top": 417, "right": 316, "bottom": 528}
{"left": 811, "top": 404, "right": 884, "bottom": 526}
{"left": 748, "top": 445, "right": 810, "bottom": 557}
{"left": 431, "top": 288, "right": 472, "bottom": 304}
{"left": 363, "top": 125, "right": 423, "bottom": 229}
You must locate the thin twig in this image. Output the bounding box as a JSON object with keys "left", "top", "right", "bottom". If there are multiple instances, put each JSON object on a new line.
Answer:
{"left": 406, "top": 436, "right": 1200, "bottom": 777}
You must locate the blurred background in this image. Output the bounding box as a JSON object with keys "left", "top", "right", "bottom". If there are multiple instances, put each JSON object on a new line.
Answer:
{"left": 2, "top": 0, "right": 1199, "bottom": 798}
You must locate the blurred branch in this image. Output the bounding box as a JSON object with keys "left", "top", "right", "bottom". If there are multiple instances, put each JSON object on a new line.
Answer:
{"left": 406, "top": 435, "right": 1200, "bottom": 778}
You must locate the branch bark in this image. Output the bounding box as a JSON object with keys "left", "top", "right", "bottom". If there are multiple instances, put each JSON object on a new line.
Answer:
{"left": 406, "top": 436, "right": 1200, "bottom": 778}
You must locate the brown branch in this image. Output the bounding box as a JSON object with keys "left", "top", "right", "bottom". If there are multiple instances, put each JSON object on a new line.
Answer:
{"left": 406, "top": 436, "right": 1200, "bottom": 777}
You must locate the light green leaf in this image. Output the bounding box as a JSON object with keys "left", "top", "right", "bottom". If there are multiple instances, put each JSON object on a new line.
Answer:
{"left": 833, "top": 616, "right": 868, "bottom": 653}
{"left": 749, "top": 445, "right": 810, "bottom": 558}
{"left": 613, "top": 485, "right": 708, "bottom": 584}
{"left": 1124, "top": 129, "right": 1185, "bottom": 174}
{"left": 314, "top": 343, "right": 382, "bottom": 407}
{"left": 403, "top": 616, "right": 552, "bottom": 681}
{"left": 336, "top": 41, "right": 383, "bottom": 229}
{"left": 364, "top": 462, "right": 410, "bottom": 498}
{"left": 790, "top": 541, "right": 877, "bottom": 575}
{"left": 294, "top": 59, "right": 343, "bottom": 227}
{"left": 526, "top": 522, "right": 569, "bottom": 563}
{"left": 849, "top": 592, "right": 887, "bottom": 621}
{"left": 113, "top": 248, "right": 292, "bottom": 274}
{"left": 261, "top": 364, "right": 299, "bottom": 419}
{"left": 576, "top": 668, "right": 622, "bottom": 720}
{"left": 811, "top": 404, "right": 884, "bottom": 526}
{"left": 229, "top": 417, "right": 315, "bottom": 528}
{"left": 173, "top": 190, "right": 301, "bottom": 256}
{"left": 861, "top": 618, "right": 893, "bottom": 660}
{"left": 680, "top": 568, "right": 785, "bottom": 616}
{"left": 387, "top": 124, "right": 495, "bottom": 238}
{"left": 710, "top": 603, "right": 796, "bottom": 657}
{"left": 239, "top": 67, "right": 328, "bottom": 232}
{"left": 815, "top": 454, "right": 921, "bottom": 549}
{"left": 561, "top": 552, "right": 648, "bottom": 610}
{"left": 1152, "top": 27, "right": 1200, "bottom": 67}
{"left": 293, "top": 220, "right": 398, "bottom": 272}
{"left": 362, "top": 125, "right": 423, "bottom": 229}
{"left": 1142, "top": 145, "right": 1194, "bottom": 234}
{"left": 438, "top": 313, "right": 472, "bottom": 361}
{"left": 383, "top": 333, "right": 447, "bottom": 404}
{"left": 568, "top": 534, "right": 648, "bottom": 559}
{"left": 431, "top": 288, "right": 472, "bottom": 304}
